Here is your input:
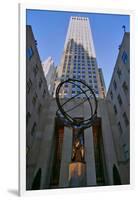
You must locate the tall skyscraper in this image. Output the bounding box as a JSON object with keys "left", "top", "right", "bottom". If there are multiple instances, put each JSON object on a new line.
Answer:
{"left": 55, "top": 16, "right": 105, "bottom": 98}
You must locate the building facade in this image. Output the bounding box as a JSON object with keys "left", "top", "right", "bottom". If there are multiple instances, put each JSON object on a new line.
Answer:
{"left": 106, "top": 32, "right": 130, "bottom": 184}
{"left": 26, "top": 25, "right": 50, "bottom": 189}
{"left": 98, "top": 68, "right": 106, "bottom": 98}
{"left": 42, "top": 57, "right": 56, "bottom": 96}
{"left": 54, "top": 16, "right": 105, "bottom": 98}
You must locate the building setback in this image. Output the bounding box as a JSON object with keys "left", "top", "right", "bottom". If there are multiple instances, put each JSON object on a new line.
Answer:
{"left": 54, "top": 16, "right": 105, "bottom": 98}
{"left": 106, "top": 32, "right": 130, "bottom": 184}
{"left": 98, "top": 68, "right": 106, "bottom": 98}
{"left": 42, "top": 57, "right": 56, "bottom": 96}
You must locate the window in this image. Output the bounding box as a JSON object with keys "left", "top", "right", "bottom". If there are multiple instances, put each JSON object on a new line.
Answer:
{"left": 118, "top": 122, "right": 123, "bottom": 134}
{"left": 122, "top": 81, "right": 128, "bottom": 95}
{"left": 31, "top": 122, "right": 37, "bottom": 136}
{"left": 123, "top": 112, "right": 129, "bottom": 126}
{"left": 117, "top": 68, "right": 122, "bottom": 79}
{"left": 113, "top": 105, "right": 117, "bottom": 115}
{"left": 122, "top": 144, "right": 129, "bottom": 160}
{"left": 110, "top": 91, "right": 113, "bottom": 100}
{"left": 38, "top": 104, "right": 42, "bottom": 114}
{"left": 26, "top": 112, "right": 31, "bottom": 126}
{"left": 27, "top": 79, "right": 32, "bottom": 93}
{"left": 65, "top": 84, "right": 68, "bottom": 88}
{"left": 117, "top": 94, "right": 122, "bottom": 106}
{"left": 122, "top": 51, "right": 128, "bottom": 64}
{"left": 32, "top": 92, "right": 37, "bottom": 106}
{"left": 39, "top": 78, "right": 43, "bottom": 89}
{"left": 33, "top": 65, "right": 39, "bottom": 76}
{"left": 27, "top": 47, "right": 34, "bottom": 60}
{"left": 113, "top": 80, "right": 117, "bottom": 90}
{"left": 43, "top": 89, "right": 46, "bottom": 98}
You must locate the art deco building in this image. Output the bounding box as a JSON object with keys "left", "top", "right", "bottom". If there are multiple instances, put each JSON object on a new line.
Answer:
{"left": 106, "top": 32, "right": 130, "bottom": 183}
{"left": 54, "top": 16, "right": 106, "bottom": 98}
{"left": 42, "top": 57, "right": 56, "bottom": 96}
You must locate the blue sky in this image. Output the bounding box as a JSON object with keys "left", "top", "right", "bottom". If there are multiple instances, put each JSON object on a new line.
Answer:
{"left": 26, "top": 9, "right": 130, "bottom": 90}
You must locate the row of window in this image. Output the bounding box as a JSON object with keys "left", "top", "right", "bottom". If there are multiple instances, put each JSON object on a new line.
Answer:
{"left": 65, "top": 48, "right": 91, "bottom": 53}
{"left": 116, "top": 108, "right": 129, "bottom": 128}
{"left": 65, "top": 49, "right": 92, "bottom": 55}
{"left": 64, "top": 82, "right": 98, "bottom": 89}
{"left": 63, "top": 68, "right": 96, "bottom": 74}
{"left": 63, "top": 69, "right": 96, "bottom": 74}
{"left": 63, "top": 65, "right": 96, "bottom": 70}
{"left": 27, "top": 77, "right": 46, "bottom": 94}
{"left": 64, "top": 55, "right": 95, "bottom": 61}
{"left": 117, "top": 122, "right": 129, "bottom": 161}
{"left": 62, "top": 74, "right": 96, "bottom": 80}
{"left": 110, "top": 80, "right": 128, "bottom": 100}
{"left": 64, "top": 85, "right": 98, "bottom": 94}
{"left": 72, "top": 17, "right": 88, "bottom": 20}
{"left": 72, "top": 70, "right": 96, "bottom": 74}
{"left": 70, "top": 89, "right": 99, "bottom": 95}
{"left": 62, "top": 69, "right": 96, "bottom": 74}
{"left": 66, "top": 46, "right": 91, "bottom": 52}
{"left": 64, "top": 61, "right": 95, "bottom": 66}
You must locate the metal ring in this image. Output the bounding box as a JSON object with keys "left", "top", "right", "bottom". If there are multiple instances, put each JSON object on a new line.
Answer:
{"left": 56, "top": 78, "right": 98, "bottom": 129}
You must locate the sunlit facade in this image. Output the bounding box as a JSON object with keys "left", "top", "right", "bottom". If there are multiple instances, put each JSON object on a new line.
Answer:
{"left": 54, "top": 16, "right": 106, "bottom": 98}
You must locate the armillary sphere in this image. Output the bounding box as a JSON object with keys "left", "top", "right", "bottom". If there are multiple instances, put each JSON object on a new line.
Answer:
{"left": 56, "top": 78, "right": 98, "bottom": 130}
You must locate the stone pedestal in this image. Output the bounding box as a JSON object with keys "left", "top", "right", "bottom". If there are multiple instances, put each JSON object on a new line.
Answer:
{"left": 68, "top": 162, "right": 86, "bottom": 187}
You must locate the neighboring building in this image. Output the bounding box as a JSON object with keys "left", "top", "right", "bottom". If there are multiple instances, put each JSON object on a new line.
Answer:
{"left": 26, "top": 25, "right": 50, "bottom": 190}
{"left": 106, "top": 32, "right": 130, "bottom": 184}
{"left": 98, "top": 68, "right": 106, "bottom": 98}
{"left": 42, "top": 57, "right": 56, "bottom": 96}
{"left": 54, "top": 16, "right": 105, "bottom": 98}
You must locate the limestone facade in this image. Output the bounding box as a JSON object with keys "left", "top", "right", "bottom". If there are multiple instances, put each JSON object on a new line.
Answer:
{"left": 106, "top": 32, "right": 130, "bottom": 184}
